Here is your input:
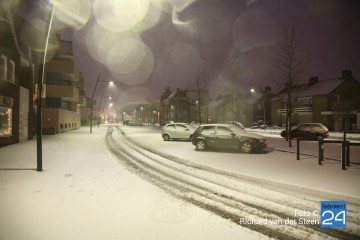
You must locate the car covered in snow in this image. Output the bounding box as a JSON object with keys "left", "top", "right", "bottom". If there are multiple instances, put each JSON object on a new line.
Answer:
{"left": 162, "top": 122, "right": 197, "bottom": 141}
{"left": 191, "top": 124, "right": 267, "bottom": 153}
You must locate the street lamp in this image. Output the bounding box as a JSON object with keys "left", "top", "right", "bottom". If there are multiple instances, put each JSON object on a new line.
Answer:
{"left": 140, "top": 106, "right": 144, "bottom": 123}
{"left": 36, "top": 2, "right": 56, "bottom": 172}
{"left": 90, "top": 73, "right": 113, "bottom": 133}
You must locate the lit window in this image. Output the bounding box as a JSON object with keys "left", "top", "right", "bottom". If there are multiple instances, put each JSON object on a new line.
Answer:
{"left": 0, "top": 106, "right": 12, "bottom": 137}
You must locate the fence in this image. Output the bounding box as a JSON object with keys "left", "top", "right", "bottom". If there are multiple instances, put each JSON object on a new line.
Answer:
{"left": 296, "top": 131, "right": 360, "bottom": 170}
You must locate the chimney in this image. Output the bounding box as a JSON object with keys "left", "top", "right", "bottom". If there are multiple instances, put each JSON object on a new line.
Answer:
{"left": 308, "top": 77, "right": 318, "bottom": 85}
{"left": 341, "top": 70, "right": 352, "bottom": 80}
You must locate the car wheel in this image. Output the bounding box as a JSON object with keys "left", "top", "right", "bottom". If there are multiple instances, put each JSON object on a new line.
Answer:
{"left": 316, "top": 135, "right": 324, "bottom": 141}
{"left": 196, "top": 140, "right": 207, "bottom": 151}
{"left": 163, "top": 134, "right": 170, "bottom": 141}
{"left": 240, "top": 141, "right": 253, "bottom": 153}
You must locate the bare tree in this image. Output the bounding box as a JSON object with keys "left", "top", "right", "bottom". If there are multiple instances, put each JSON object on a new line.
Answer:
{"left": 332, "top": 98, "right": 354, "bottom": 131}
{"left": 275, "top": 27, "right": 305, "bottom": 147}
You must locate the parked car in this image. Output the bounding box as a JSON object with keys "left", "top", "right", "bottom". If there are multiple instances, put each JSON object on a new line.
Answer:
{"left": 280, "top": 123, "right": 329, "bottom": 140}
{"left": 191, "top": 124, "right": 267, "bottom": 153}
{"left": 128, "top": 121, "right": 143, "bottom": 126}
{"left": 162, "top": 123, "right": 197, "bottom": 141}
{"left": 226, "top": 121, "right": 245, "bottom": 129}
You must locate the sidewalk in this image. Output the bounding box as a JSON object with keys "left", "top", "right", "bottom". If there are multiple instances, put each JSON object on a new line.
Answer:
{"left": 0, "top": 127, "right": 260, "bottom": 240}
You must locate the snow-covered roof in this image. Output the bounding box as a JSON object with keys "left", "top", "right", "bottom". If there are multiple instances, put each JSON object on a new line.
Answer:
{"left": 241, "top": 93, "right": 262, "bottom": 104}
{"left": 272, "top": 77, "right": 351, "bottom": 100}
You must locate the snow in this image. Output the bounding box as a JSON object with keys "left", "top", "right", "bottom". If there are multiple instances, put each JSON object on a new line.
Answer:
{"left": 0, "top": 126, "right": 265, "bottom": 240}
{"left": 1, "top": 125, "right": 359, "bottom": 239}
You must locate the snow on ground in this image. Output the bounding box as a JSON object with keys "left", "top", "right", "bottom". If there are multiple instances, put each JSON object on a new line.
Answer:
{"left": 0, "top": 126, "right": 267, "bottom": 240}
{"left": 125, "top": 126, "right": 360, "bottom": 197}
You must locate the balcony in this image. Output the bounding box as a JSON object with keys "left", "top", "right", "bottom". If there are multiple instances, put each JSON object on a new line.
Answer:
{"left": 45, "top": 58, "right": 79, "bottom": 82}
{"left": 46, "top": 84, "right": 79, "bottom": 102}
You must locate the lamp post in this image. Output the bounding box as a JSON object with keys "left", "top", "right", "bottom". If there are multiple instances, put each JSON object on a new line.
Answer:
{"left": 37, "top": 2, "right": 56, "bottom": 172}
{"left": 90, "top": 74, "right": 113, "bottom": 133}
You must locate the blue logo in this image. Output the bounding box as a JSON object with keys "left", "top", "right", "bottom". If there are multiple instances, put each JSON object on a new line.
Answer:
{"left": 320, "top": 201, "right": 347, "bottom": 228}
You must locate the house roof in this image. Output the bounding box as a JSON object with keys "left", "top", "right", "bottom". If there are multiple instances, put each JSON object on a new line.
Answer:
{"left": 272, "top": 76, "right": 357, "bottom": 100}
{"left": 241, "top": 93, "right": 262, "bottom": 104}
{"left": 167, "top": 89, "right": 187, "bottom": 102}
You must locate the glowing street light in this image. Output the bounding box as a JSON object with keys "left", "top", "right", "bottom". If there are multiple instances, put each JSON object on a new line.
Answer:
{"left": 90, "top": 74, "right": 113, "bottom": 133}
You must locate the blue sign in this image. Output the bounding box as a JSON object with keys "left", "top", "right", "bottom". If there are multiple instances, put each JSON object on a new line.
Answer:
{"left": 320, "top": 201, "right": 347, "bottom": 228}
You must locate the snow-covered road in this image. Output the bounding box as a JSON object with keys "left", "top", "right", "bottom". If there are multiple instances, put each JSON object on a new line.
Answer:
{"left": 1, "top": 125, "right": 359, "bottom": 240}
{"left": 111, "top": 125, "right": 360, "bottom": 239}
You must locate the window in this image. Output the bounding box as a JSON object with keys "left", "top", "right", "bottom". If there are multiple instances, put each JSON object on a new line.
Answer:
{"left": 0, "top": 106, "right": 12, "bottom": 137}
{"left": 217, "top": 126, "right": 232, "bottom": 135}
{"left": 200, "top": 126, "right": 215, "bottom": 136}
{"left": 257, "top": 103, "right": 262, "bottom": 111}
{"left": 165, "top": 124, "right": 175, "bottom": 130}
{"left": 8, "top": 60, "right": 15, "bottom": 83}
{"left": 46, "top": 97, "right": 62, "bottom": 108}
{"left": 0, "top": 55, "right": 7, "bottom": 80}
{"left": 298, "top": 97, "right": 312, "bottom": 107}
{"left": 176, "top": 124, "right": 187, "bottom": 130}
{"left": 46, "top": 72, "right": 62, "bottom": 85}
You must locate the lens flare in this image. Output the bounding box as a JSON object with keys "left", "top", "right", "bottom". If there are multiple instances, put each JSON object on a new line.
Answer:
{"left": 232, "top": 9, "right": 278, "bottom": 53}
{"left": 157, "top": 43, "right": 203, "bottom": 88}
{"left": 51, "top": 0, "right": 91, "bottom": 30}
{"left": 108, "top": 40, "right": 155, "bottom": 86}
{"left": 116, "top": 87, "right": 154, "bottom": 108}
{"left": 93, "top": 0, "right": 150, "bottom": 32}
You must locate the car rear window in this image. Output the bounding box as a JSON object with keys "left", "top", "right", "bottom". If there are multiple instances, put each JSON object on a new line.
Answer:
{"left": 312, "top": 125, "right": 322, "bottom": 131}
{"left": 200, "top": 126, "right": 215, "bottom": 136}
{"left": 165, "top": 124, "right": 175, "bottom": 129}
{"left": 176, "top": 124, "right": 187, "bottom": 130}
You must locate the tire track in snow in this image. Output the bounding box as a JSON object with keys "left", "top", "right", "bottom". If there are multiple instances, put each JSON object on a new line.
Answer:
{"left": 106, "top": 126, "right": 360, "bottom": 240}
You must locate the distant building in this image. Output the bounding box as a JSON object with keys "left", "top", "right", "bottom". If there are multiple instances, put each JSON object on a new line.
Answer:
{"left": 206, "top": 87, "right": 273, "bottom": 127}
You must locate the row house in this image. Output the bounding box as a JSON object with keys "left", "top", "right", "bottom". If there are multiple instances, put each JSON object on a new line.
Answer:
{"left": 271, "top": 70, "right": 360, "bottom": 131}
{"left": 159, "top": 88, "right": 196, "bottom": 123}
{"left": 207, "top": 87, "right": 273, "bottom": 127}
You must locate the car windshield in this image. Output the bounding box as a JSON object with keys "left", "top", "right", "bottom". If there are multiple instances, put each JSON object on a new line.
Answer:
{"left": 228, "top": 125, "right": 247, "bottom": 134}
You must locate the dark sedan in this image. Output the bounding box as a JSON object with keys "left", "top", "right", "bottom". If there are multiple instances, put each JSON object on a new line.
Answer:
{"left": 280, "top": 123, "right": 329, "bottom": 140}
{"left": 191, "top": 124, "right": 267, "bottom": 153}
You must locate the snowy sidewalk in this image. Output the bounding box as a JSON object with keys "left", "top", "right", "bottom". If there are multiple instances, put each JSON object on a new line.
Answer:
{"left": 0, "top": 126, "right": 263, "bottom": 240}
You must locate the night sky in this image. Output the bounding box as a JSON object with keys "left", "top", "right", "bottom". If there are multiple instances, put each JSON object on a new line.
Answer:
{"left": 56, "top": 0, "right": 360, "bottom": 111}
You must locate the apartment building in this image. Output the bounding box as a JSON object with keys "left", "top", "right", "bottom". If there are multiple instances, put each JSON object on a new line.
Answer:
{"left": 42, "top": 39, "right": 87, "bottom": 134}
{"left": 0, "top": 2, "right": 39, "bottom": 147}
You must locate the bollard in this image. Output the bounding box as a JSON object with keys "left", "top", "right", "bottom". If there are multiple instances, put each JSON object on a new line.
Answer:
{"left": 318, "top": 140, "right": 323, "bottom": 165}
{"left": 296, "top": 138, "right": 300, "bottom": 160}
{"left": 346, "top": 142, "right": 350, "bottom": 167}
{"left": 341, "top": 142, "right": 346, "bottom": 170}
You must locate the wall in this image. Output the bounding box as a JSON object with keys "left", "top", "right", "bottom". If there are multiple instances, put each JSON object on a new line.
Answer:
{"left": 42, "top": 108, "right": 80, "bottom": 134}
